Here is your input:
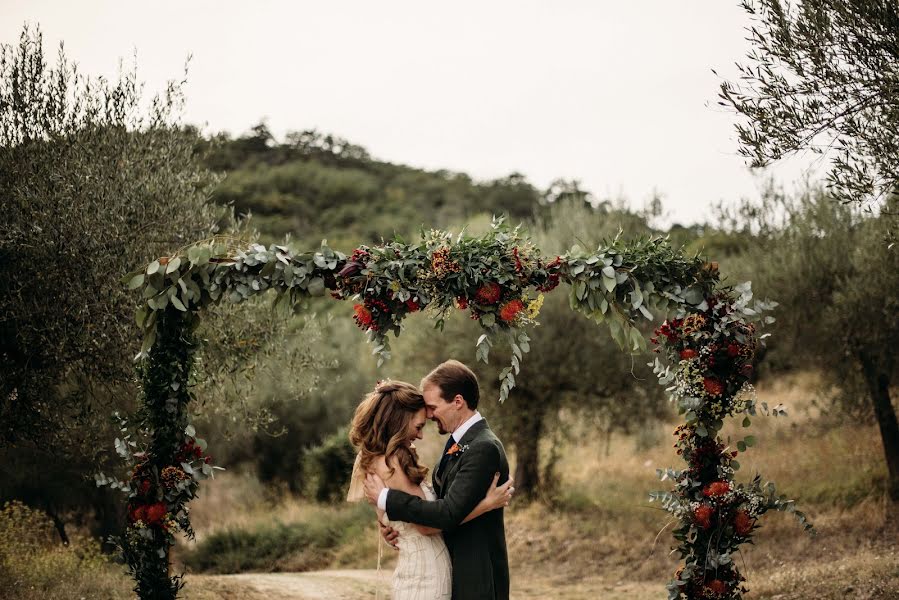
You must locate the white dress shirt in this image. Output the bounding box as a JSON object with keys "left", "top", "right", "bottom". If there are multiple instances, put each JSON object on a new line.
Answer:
{"left": 377, "top": 411, "right": 483, "bottom": 512}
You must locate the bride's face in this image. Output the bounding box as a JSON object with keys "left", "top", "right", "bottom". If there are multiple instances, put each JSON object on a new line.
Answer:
{"left": 406, "top": 408, "right": 427, "bottom": 446}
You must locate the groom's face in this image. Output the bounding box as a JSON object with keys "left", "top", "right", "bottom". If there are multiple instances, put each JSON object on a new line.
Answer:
{"left": 422, "top": 383, "right": 458, "bottom": 435}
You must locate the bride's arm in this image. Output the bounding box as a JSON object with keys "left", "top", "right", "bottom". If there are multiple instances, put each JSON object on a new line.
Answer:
{"left": 460, "top": 473, "right": 514, "bottom": 524}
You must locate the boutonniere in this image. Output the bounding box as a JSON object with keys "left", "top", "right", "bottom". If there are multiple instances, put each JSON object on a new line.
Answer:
{"left": 446, "top": 443, "right": 469, "bottom": 458}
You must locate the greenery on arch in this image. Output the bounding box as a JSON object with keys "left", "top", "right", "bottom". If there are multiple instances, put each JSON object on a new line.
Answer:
{"left": 107, "top": 218, "right": 813, "bottom": 600}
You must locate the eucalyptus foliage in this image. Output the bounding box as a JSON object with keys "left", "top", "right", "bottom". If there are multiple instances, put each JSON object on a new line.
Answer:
{"left": 117, "top": 219, "right": 810, "bottom": 599}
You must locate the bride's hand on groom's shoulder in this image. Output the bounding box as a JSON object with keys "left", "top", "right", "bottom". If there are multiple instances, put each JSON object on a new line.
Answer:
{"left": 484, "top": 473, "right": 515, "bottom": 511}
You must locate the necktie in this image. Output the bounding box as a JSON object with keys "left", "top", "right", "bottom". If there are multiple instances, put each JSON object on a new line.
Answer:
{"left": 437, "top": 435, "right": 455, "bottom": 475}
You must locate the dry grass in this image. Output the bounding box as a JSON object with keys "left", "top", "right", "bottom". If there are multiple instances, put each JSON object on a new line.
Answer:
{"left": 6, "top": 371, "right": 892, "bottom": 599}
{"left": 499, "top": 371, "right": 898, "bottom": 596}
{"left": 179, "top": 372, "right": 898, "bottom": 598}
{"left": 0, "top": 501, "right": 133, "bottom": 600}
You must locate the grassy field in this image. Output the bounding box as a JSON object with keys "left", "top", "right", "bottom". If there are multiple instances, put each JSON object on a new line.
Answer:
{"left": 173, "top": 371, "right": 898, "bottom": 598}
{"left": 2, "top": 372, "right": 896, "bottom": 599}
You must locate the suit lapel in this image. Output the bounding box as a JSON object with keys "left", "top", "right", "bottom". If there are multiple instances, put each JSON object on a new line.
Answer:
{"left": 438, "top": 420, "right": 489, "bottom": 496}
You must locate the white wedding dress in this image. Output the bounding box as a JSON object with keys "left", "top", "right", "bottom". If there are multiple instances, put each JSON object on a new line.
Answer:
{"left": 379, "top": 481, "right": 452, "bottom": 600}
{"left": 347, "top": 455, "right": 452, "bottom": 600}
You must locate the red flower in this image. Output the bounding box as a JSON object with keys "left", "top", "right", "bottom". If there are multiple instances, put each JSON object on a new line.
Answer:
{"left": 145, "top": 502, "right": 167, "bottom": 526}
{"left": 405, "top": 299, "right": 420, "bottom": 312}
{"left": 704, "top": 579, "right": 728, "bottom": 596}
{"left": 537, "top": 273, "right": 560, "bottom": 293}
{"left": 499, "top": 299, "right": 525, "bottom": 322}
{"left": 703, "top": 377, "right": 724, "bottom": 396}
{"left": 353, "top": 304, "right": 373, "bottom": 328}
{"left": 455, "top": 296, "right": 469, "bottom": 310}
{"left": 703, "top": 481, "right": 731, "bottom": 498}
{"left": 733, "top": 509, "right": 754, "bottom": 536}
{"left": 129, "top": 504, "right": 147, "bottom": 523}
{"left": 680, "top": 348, "right": 698, "bottom": 360}
{"left": 727, "top": 343, "right": 741, "bottom": 357}
{"left": 512, "top": 247, "right": 524, "bottom": 274}
{"left": 693, "top": 504, "right": 714, "bottom": 529}
{"left": 475, "top": 282, "right": 502, "bottom": 305}
{"left": 138, "top": 479, "right": 152, "bottom": 496}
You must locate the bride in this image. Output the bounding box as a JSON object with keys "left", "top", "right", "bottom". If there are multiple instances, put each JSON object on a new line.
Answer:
{"left": 347, "top": 380, "right": 512, "bottom": 600}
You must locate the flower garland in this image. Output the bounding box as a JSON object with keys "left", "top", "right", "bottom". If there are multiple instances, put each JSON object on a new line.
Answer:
{"left": 109, "top": 220, "right": 811, "bottom": 600}
{"left": 648, "top": 284, "right": 813, "bottom": 599}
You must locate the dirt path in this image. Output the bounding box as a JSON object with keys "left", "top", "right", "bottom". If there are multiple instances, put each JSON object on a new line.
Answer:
{"left": 185, "top": 570, "right": 390, "bottom": 600}
{"left": 185, "top": 570, "right": 666, "bottom": 600}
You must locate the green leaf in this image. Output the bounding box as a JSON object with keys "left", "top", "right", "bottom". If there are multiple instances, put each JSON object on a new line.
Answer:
{"left": 575, "top": 280, "right": 587, "bottom": 301}
{"left": 602, "top": 275, "right": 616, "bottom": 293}
{"left": 126, "top": 273, "right": 145, "bottom": 290}
{"left": 165, "top": 257, "right": 181, "bottom": 275}
{"left": 260, "top": 260, "right": 277, "bottom": 277}
{"left": 140, "top": 328, "right": 157, "bottom": 355}
{"left": 737, "top": 440, "right": 747, "bottom": 452}
{"left": 742, "top": 416, "right": 751, "bottom": 428}
{"left": 146, "top": 260, "right": 161, "bottom": 275}
{"left": 171, "top": 296, "right": 187, "bottom": 312}
{"left": 744, "top": 435, "right": 756, "bottom": 447}
{"left": 307, "top": 277, "right": 325, "bottom": 296}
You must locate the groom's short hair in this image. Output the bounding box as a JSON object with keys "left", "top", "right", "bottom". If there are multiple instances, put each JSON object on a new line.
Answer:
{"left": 422, "top": 359, "right": 480, "bottom": 410}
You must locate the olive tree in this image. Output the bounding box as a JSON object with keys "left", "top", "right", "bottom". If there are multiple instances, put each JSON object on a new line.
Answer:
{"left": 719, "top": 0, "right": 899, "bottom": 209}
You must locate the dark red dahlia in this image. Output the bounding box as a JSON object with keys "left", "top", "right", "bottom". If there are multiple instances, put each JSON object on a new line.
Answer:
{"left": 703, "top": 481, "right": 731, "bottom": 498}
{"left": 703, "top": 377, "right": 724, "bottom": 396}
{"left": 128, "top": 504, "right": 147, "bottom": 523}
{"left": 145, "top": 502, "right": 167, "bottom": 525}
{"left": 475, "top": 282, "right": 502, "bottom": 305}
{"left": 733, "top": 509, "right": 754, "bottom": 536}
{"left": 704, "top": 579, "right": 728, "bottom": 596}
{"left": 693, "top": 504, "right": 714, "bottom": 529}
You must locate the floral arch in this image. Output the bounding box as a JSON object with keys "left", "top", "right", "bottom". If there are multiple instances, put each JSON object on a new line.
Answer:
{"left": 106, "top": 219, "right": 812, "bottom": 600}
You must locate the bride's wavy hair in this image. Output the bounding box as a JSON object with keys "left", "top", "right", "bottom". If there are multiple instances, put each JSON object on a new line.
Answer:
{"left": 348, "top": 380, "right": 429, "bottom": 484}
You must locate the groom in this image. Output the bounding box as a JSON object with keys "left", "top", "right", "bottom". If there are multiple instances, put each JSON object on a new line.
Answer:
{"left": 363, "top": 359, "right": 511, "bottom": 600}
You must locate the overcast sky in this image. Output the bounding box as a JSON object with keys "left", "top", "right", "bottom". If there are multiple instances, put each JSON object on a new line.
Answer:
{"left": 2, "top": 1, "right": 819, "bottom": 225}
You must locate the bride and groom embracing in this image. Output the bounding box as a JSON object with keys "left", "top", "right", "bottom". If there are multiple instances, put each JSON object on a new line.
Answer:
{"left": 347, "top": 359, "right": 514, "bottom": 600}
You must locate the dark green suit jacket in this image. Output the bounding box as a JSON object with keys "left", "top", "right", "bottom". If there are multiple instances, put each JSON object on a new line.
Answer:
{"left": 386, "top": 419, "right": 510, "bottom": 600}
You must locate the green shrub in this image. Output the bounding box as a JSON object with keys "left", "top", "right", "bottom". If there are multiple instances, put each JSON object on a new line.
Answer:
{"left": 182, "top": 503, "right": 371, "bottom": 574}
{"left": 303, "top": 427, "right": 356, "bottom": 502}
{"left": 0, "top": 500, "right": 132, "bottom": 600}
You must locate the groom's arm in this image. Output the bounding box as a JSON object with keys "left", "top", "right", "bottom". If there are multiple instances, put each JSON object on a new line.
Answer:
{"left": 385, "top": 441, "right": 501, "bottom": 533}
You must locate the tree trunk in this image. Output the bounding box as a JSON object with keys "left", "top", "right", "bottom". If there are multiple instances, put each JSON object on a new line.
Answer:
{"left": 49, "top": 511, "right": 69, "bottom": 545}
{"left": 512, "top": 399, "right": 546, "bottom": 501}
{"left": 859, "top": 351, "right": 899, "bottom": 502}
